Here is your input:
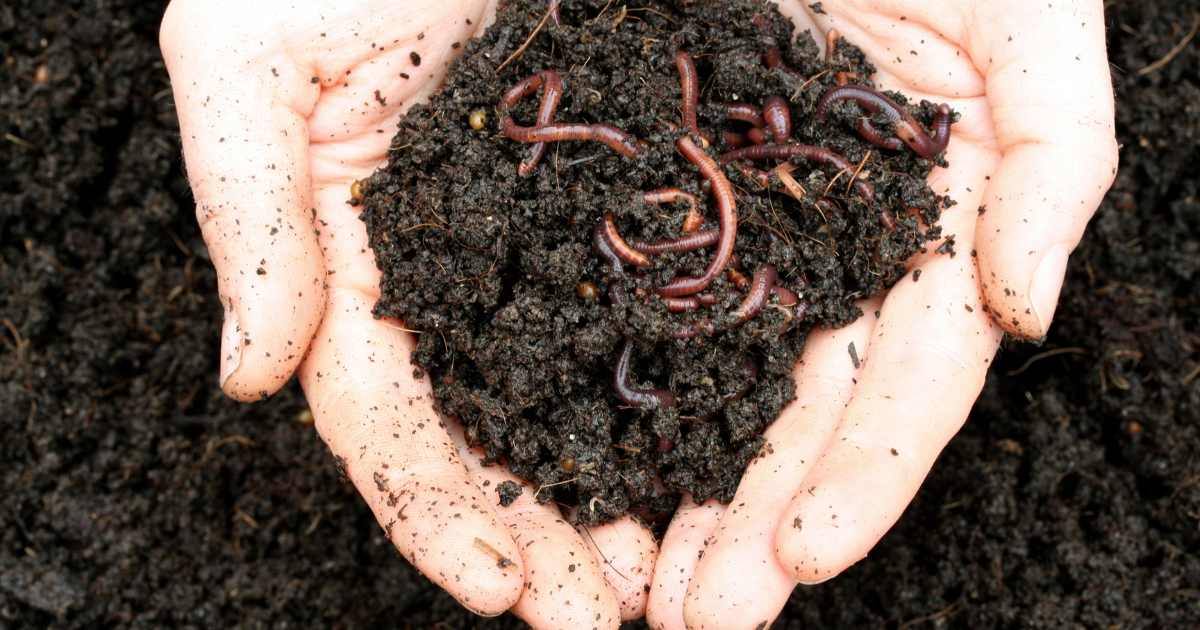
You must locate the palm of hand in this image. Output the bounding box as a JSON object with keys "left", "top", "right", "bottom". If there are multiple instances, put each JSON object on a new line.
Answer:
{"left": 163, "top": 0, "right": 1115, "bottom": 628}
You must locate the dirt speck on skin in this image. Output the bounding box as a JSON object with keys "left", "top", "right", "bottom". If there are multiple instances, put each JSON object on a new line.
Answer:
{"left": 360, "top": 0, "right": 949, "bottom": 525}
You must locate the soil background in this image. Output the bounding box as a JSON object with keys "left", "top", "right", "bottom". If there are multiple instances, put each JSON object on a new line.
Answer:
{"left": 1, "top": 0, "right": 1198, "bottom": 628}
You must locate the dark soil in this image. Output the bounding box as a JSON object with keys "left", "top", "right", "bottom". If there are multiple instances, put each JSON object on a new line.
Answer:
{"left": 359, "top": 0, "right": 947, "bottom": 522}
{"left": 1, "top": 0, "right": 1198, "bottom": 628}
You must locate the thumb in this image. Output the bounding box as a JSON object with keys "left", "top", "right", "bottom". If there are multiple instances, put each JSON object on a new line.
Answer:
{"left": 161, "top": 0, "right": 326, "bottom": 400}
{"left": 970, "top": 0, "right": 1118, "bottom": 340}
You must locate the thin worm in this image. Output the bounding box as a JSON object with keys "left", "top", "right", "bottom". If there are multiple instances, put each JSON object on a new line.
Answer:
{"left": 614, "top": 335, "right": 677, "bottom": 408}
{"left": 632, "top": 228, "right": 720, "bottom": 255}
{"left": 762, "top": 95, "right": 791, "bottom": 143}
{"left": 727, "top": 266, "right": 751, "bottom": 291}
{"left": 718, "top": 144, "right": 895, "bottom": 230}
{"left": 644, "top": 188, "right": 704, "bottom": 233}
{"left": 731, "top": 163, "right": 772, "bottom": 188}
{"left": 697, "top": 128, "right": 717, "bottom": 147}
{"left": 693, "top": 359, "right": 760, "bottom": 424}
{"left": 497, "top": 71, "right": 562, "bottom": 175}
{"left": 764, "top": 46, "right": 806, "bottom": 82}
{"left": 825, "top": 28, "right": 839, "bottom": 63}
{"left": 547, "top": 0, "right": 563, "bottom": 27}
{"left": 816, "top": 85, "right": 953, "bottom": 159}
{"left": 635, "top": 288, "right": 723, "bottom": 312}
{"left": 655, "top": 133, "right": 738, "bottom": 297}
{"left": 501, "top": 120, "right": 640, "bottom": 158}
{"left": 771, "top": 285, "right": 800, "bottom": 306}
{"left": 592, "top": 219, "right": 629, "bottom": 304}
{"left": 726, "top": 102, "right": 766, "bottom": 128}
{"left": 747, "top": 127, "right": 768, "bottom": 145}
{"left": 599, "top": 213, "right": 650, "bottom": 267}
{"left": 670, "top": 265, "right": 776, "bottom": 337}
{"left": 722, "top": 130, "right": 750, "bottom": 148}
{"left": 675, "top": 51, "right": 700, "bottom": 133}
{"left": 726, "top": 264, "right": 777, "bottom": 328}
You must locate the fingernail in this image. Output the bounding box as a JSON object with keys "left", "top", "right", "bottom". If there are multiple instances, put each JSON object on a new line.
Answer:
{"left": 219, "top": 301, "right": 243, "bottom": 388}
{"left": 461, "top": 602, "right": 504, "bottom": 618}
{"left": 1030, "top": 245, "right": 1071, "bottom": 337}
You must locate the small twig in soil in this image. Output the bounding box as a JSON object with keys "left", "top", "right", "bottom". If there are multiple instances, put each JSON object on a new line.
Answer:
{"left": 494, "top": 2, "right": 558, "bottom": 75}
{"left": 897, "top": 602, "right": 958, "bottom": 630}
{"left": 846, "top": 150, "right": 872, "bottom": 195}
{"left": 474, "top": 537, "right": 517, "bottom": 569}
{"left": 534, "top": 477, "right": 579, "bottom": 498}
{"left": 1, "top": 318, "right": 24, "bottom": 354}
{"left": 1138, "top": 13, "right": 1199, "bottom": 75}
{"left": 1006, "top": 347, "right": 1087, "bottom": 376}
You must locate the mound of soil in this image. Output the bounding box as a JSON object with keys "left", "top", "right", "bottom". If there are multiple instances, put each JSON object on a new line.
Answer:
{"left": 359, "top": 0, "right": 950, "bottom": 521}
{"left": 1, "top": 0, "right": 1198, "bottom": 628}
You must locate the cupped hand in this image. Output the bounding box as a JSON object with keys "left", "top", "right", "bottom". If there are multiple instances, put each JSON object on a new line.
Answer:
{"left": 160, "top": 0, "right": 657, "bottom": 625}
{"left": 646, "top": 1, "right": 1118, "bottom": 628}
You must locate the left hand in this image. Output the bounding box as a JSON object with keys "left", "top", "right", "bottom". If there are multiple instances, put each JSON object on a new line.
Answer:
{"left": 645, "top": 1, "right": 1118, "bottom": 628}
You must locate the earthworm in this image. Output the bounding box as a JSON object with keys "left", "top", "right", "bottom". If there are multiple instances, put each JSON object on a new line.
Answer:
{"left": 726, "top": 102, "right": 766, "bottom": 128}
{"left": 675, "top": 51, "right": 700, "bottom": 134}
{"left": 600, "top": 213, "right": 651, "bottom": 267}
{"left": 635, "top": 288, "right": 724, "bottom": 312}
{"left": 816, "top": 85, "right": 953, "bottom": 159}
{"left": 771, "top": 285, "right": 800, "bottom": 306}
{"left": 497, "top": 70, "right": 562, "bottom": 175}
{"left": 547, "top": 0, "right": 563, "bottom": 27}
{"left": 825, "top": 28, "right": 839, "bottom": 63}
{"left": 644, "top": 188, "right": 704, "bottom": 232}
{"left": 731, "top": 163, "right": 772, "bottom": 188}
{"left": 670, "top": 264, "right": 776, "bottom": 337}
{"left": 747, "top": 126, "right": 768, "bottom": 145}
{"left": 727, "top": 266, "right": 751, "bottom": 290}
{"left": 592, "top": 219, "right": 629, "bottom": 304}
{"left": 632, "top": 228, "right": 719, "bottom": 256}
{"left": 718, "top": 144, "right": 895, "bottom": 230}
{"left": 726, "top": 264, "right": 777, "bottom": 328}
{"left": 614, "top": 335, "right": 677, "bottom": 408}
{"left": 856, "top": 118, "right": 906, "bottom": 151}
{"left": 502, "top": 120, "right": 640, "bottom": 158}
{"left": 692, "top": 360, "right": 760, "bottom": 426}
{"left": 722, "top": 130, "right": 750, "bottom": 148}
{"left": 655, "top": 133, "right": 738, "bottom": 297}
{"left": 762, "top": 95, "right": 791, "bottom": 143}
{"left": 764, "top": 46, "right": 806, "bottom": 82}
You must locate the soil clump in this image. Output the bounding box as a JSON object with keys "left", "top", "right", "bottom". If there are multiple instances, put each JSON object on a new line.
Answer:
{"left": 359, "top": 0, "right": 950, "bottom": 522}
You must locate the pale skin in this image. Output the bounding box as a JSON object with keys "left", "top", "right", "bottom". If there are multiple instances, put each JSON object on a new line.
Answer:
{"left": 159, "top": 0, "right": 1117, "bottom": 628}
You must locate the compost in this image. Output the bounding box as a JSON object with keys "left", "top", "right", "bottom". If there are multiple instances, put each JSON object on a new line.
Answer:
{"left": 1, "top": 0, "right": 1198, "bottom": 627}
{"left": 359, "top": 0, "right": 951, "bottom": 521}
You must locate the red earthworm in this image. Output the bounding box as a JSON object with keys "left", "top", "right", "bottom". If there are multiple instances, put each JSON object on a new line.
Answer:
{"left": 731, "top": 163, "right": 772, "bottom": 188}
{"left": 632, "top": 228, "right": 720, "bottom": 256}
{"left": 816, "top": 85, "right": 953, "bottom": 159}
{"left": 726, "top": 102, "right": 766, "bottom": 128}
{"left": 764, "top": 46, "right": 806, "bottom": 82}
{"left": 547, "top": 0, "right": 563, "bottom": 27}
{"left": 722, "top": 130, "right": 750, "bottom": 148}
{"left": 675, "top": 51, "right": 700, "bottom": 134}
{"left": 669, "top": 264, "right": 776, "bottom": 337}
{"left": 614, "top": 335, "right": 677, "bottom": 408}
{"left": 727, "top": 266, "right": 751, "bottom": 291}
{"left": 718, "top": 144, "right": 895, "bottom": 230}
{"left": 762, "top": 95, "right": 791, "bottom": 143}
{"left": 634, "top": 288, "right": 723, "bottom": 312}
{"left": 692, "top": 359, "right": 760, "bottom": 426}
{"left": 655, "top": 133, "right": 738, "bottom": 297}
{"left": 825, "top": 28, "right": 839, "bottom": 63}
{"left": 697, "top": 128, "right": 717, "bottom": 147}
{"left": 747, "top": 126, "right": 768, "bottom": 145}
{"left": 644, "top": 188, "right": 704, "bottom": 233}
{"left": 856, "top": 118, "right": 906, "bottom": 151}
{"left": 657, "top": 437, "right": 675, "bottom": 452}
{"left": 592, "top": 218, "right": 630, "bottom": 304}
{"left": 771, "top": 285, "right": 800, "bottom": 306}
{"left": 496, "top": 70, "right": 562, "bottom": 175}
{"left": 502, "top": 120, "right": 640, "bottom": 158}
{"left": 726, "top": 264, "right": 777, "bottom": 328}
{"left": 600, "top": 213, "right": 651, "bottom": 267}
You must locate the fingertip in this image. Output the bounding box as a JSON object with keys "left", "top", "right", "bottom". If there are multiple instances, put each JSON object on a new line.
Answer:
{"left": 574, "top": 515, "right": 658, "bottom": 620}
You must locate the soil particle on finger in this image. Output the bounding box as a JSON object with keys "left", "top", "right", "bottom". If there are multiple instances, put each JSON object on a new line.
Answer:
{"left": 360, "top": 0, "right": 948, "bottom": 524}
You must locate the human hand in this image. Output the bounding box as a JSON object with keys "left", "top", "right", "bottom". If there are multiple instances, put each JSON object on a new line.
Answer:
{"left": 160, "top": 0, "right": 657, "bottom": 626}
{"left": 646, "top": 1, "right": 1118, "bottom": 628}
